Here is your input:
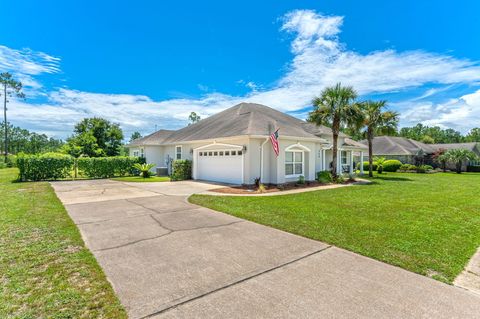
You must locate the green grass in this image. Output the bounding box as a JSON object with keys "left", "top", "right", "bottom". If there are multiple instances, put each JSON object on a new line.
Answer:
{"left": 0, "top": 168, "right": 127, "bottom": 318}
{"left": 111, "top": 175, "right": 170, "bottom": 182}
{"left": 190, "top": 172, "right": 480, "bottom": 283}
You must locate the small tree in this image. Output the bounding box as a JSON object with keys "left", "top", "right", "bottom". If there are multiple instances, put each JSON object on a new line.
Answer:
{"left": 432, "top": 148, "right": 447, "bottom": 172}
{"left": 188, "top": 112, "right": 201, "bottom": 125}
{"left": 1, "top": 72, "right": 25, "bottom": 162}
{"left": 308, "top": 83, "right": 360, "bottom": 179}
{"left": 130, "top": 131, "right": 142, "bottom": 142}
{"left": 374, "top": 157, "right": 387, "bottom": 174}
{"left": 444, "top": 149, "right": 478, "bottom": 174}
{"left": 133, "top": 163, "right": 155, "bottom": 178}
{"left": 358, "top": 100, "right": 399, "bottom": 177}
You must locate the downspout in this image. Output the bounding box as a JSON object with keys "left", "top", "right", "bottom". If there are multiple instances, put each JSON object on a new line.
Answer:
{"left": 259, "top": 137, "right": 269, "bottom": 183}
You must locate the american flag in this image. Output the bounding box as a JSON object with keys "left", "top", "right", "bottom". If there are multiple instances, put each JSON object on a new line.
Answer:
{"left": 270, "top": 129, "right": 279, "bottom": 156}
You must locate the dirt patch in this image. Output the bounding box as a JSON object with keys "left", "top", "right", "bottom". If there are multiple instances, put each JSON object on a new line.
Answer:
{"left": 211, "top": 180, "right": 356, "bottom": 195}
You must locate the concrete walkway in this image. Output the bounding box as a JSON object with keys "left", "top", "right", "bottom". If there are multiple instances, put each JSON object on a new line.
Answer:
{"left": 51, "top": 179, "right": 480, "bottom": 319}
{"left": 455, "top": 247, "right": 480, "bottom": 295}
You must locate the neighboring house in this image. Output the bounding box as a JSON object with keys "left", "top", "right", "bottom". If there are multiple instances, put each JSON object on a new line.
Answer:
{"left": 360, "top": 136, "right": 480, "bottom": 171}
{"left": 127, "top": 102, "right": 367, "bottom": 185}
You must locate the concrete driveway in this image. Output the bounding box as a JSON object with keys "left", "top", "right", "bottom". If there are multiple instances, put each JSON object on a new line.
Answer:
{"left": 51, "top": 179, "right": 480, "bottom": 319}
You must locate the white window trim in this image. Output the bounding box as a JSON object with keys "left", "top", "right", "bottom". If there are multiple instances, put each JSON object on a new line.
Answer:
{"left": 341, "top": 150, "right": 348, "bottom": 165}
{"left": 285, "top": 150, "right": 304, "bottom": 178}
{"left": 175, "top": 145, "right": 182, "bottom": 160}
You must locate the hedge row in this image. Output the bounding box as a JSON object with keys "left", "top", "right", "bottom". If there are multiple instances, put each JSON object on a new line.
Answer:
{"left": 357, "top": 160, "right": 403, "bottom": 172}
{"left": 77, "top": 157, "right": 141, "bottom": 178}
{"left": 17, "top": 153, "right": 75, "bottom": 181}
{"left": 17, "top": 154, "right": 144, "bottom": 181}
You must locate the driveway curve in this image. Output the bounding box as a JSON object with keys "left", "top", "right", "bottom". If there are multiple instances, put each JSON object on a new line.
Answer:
{"left": 51, "top": 179, "right": 480, "bottom": 318}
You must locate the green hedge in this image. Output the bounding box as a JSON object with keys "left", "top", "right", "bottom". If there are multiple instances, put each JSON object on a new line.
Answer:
{"left": 399, "top": 164, "right": 417, "bottom": 171}
{"left": 316, "top": 171, "right": 332, "bottom": 183}
{"left": 382, "top": 160, "right": 402, "bottom": 172}
{"left": 17, "top": 153, "right": 74, "bottom": 181}
{"left": 467, "top": 165, "right": 480, "bottom": 172}
{"left": 357, "top": 161, "right": 378, "bottom": 171}
{"left": 77, "top": 156, "right": 140, "bottom": 178}
{"left": 171, "top": 160, "right": 192, "bottom": 181}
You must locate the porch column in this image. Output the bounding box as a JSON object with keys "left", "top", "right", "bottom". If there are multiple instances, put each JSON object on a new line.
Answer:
{"left": 349, "top": 151, "right": 354, "bottom": 174}
{"left": 360, "top": 151, "right": 364, "bottom": 175}
{"left": 322, "top": 149, "right": 326, "bottom": 171}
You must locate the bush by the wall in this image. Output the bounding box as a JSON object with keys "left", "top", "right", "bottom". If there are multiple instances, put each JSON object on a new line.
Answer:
{"left": 317, "top": 170, "right": 332, "bottom": 183}
{"left": 357, "top": 161, "right": 378, "bottom": 171}
{"left": 399, "top": 164, "right": 417, "bottom": 171}
{"left": 467, "top": 165, "right": 480, "bottom": 172}
{"left": 77, "top": 156, "right": 140, "bottom": 178}
{"left": 171, "top": 160, "right": 192, "bottom": 181}
{"left": 17, "top": 153, "right": 74, "bottom": 181}
{"left": 382, "top": 160, "right": 402, "bottom": 172}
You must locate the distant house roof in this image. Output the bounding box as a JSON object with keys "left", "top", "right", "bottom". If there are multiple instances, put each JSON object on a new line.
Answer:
{"left": 126, "top": 103, "right": 368, "bottom": 148}
{"left": 127, "top": 129, "right": 175, "bottom": 146}
{"left": 360, "top": 136, "right": 480, "bottom": 156}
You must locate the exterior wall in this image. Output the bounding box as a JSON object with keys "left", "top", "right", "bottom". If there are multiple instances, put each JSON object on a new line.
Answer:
{"left": 129, "top": 135, "right": 366, "bottom": 183}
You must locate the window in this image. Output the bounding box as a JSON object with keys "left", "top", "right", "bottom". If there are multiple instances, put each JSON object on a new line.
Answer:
{"left": 214, "top": 151, "right": 218, "bottom": 156}
{"left": 341, "top": 151, "right": 348, "bottom": 165}
{"left": 199, "top": 152, "right": 203, "bottom": 156}
{"left": 175, "top": 146, "right": 182, "bottom": 160}
{"left": 285, "top": 150, "right": 303, "bottom": 176}
{"left": 208, "top": 151, "right": 212, "bottom": 156}
{"left": 140, "top": 148, "right": 144, "bottom": 158}
{"left": 231, "top": 150, "right": 236, "bottom": 156}
{"left": 237, "top": 150, "right": 242, "bottom": 156}
{"left": 133, "top": 150, "right": 139, "bottom": 157}
{"left": 219, "top": 151, "right": 224, "bottom": 156}
{"left": 225, "top": 151, "right": 230, "bottom": 156}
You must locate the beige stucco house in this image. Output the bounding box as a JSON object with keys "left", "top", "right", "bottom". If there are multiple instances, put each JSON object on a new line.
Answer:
{"left": 127, "top": 103, "right": 367, "bottom": 184}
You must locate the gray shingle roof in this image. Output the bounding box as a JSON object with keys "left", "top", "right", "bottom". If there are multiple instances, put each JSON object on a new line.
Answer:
{"left": 360, "top": 136, "right": 480, "bottom": 155}
{"left": 161, "top": 102, "right": 337, "bottom": 144}
{"left": 127, "top": 103, "right": 367, "bottom": 147}
{"left": 127, "top": 129, "right": 175, "bottom": 146}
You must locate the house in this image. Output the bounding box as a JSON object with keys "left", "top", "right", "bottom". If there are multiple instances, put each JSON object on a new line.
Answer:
{"left": 360, "top": 136, "right": 480, "bottom": 171}
{"left": 127, "top": 102, "right": 367, "bottom": 184}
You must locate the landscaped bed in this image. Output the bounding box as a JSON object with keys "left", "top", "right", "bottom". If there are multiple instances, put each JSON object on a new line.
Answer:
{"left": 190, "top": 172, "right": 480, "bottom": 283}
{"left": 0, "top": 168, "right": 126, "bottom": 318}
{"left": 211, "top": 180, "right": 356, "bottom": 195}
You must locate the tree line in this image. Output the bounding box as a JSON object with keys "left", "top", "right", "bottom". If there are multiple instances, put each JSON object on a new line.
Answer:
{"left": 346, "top": 122, "right": 480, "bottom": 144}
{"left": 0, "top": 122, "right": 64, "bottom": 155}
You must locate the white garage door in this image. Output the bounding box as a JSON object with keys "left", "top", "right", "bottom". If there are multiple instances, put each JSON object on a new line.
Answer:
{"left": 197, "top": 149, "right": 243, "bottom": 184}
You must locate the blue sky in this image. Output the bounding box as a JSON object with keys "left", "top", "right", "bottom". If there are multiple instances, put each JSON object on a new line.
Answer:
{"left": 1, "top": 0, "right": 480, "bottom": 138}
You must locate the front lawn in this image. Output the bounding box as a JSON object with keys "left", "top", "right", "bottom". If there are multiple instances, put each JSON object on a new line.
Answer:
{"left": 190, "top": 172, "right": 480, "bottom": 283}
{"left": 0, "top": 168, "right": 126, "bottom": 318}
{"left": 111, "top": 175, "right": 170, "bottom": 182}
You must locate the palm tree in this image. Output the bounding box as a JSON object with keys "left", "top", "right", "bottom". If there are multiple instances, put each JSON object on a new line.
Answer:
{"left": 444, "top": 149, "right": 478, "bottom": 174}
{"left": 359, "top": 100, "right": 399, "bottom": 177}
{"left": 1, "top": 72, "right": 25, "bottom": 162}
{"left": 308, "top": 83, "right": 360, "bottom": 179}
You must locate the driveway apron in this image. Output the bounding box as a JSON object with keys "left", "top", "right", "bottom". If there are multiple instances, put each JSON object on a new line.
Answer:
{"left": 51, "top": 179, "right": 480, "bottom": 319}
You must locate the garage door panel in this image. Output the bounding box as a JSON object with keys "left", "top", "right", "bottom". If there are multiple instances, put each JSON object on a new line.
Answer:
{"left": 197, "top": 150, "right": 243, "bottom": 184}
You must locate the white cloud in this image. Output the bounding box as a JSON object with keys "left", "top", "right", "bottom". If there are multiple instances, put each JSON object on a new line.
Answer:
{"left": 396, "top": 89, "right": 480, "bottom": 133}
{"left": 3, "top": 9, "right": 480, "bottom": 138}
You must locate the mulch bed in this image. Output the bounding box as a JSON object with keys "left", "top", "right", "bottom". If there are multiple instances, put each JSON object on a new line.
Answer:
{"left": 211, "top": 180, "right": 356, "bottom": 195}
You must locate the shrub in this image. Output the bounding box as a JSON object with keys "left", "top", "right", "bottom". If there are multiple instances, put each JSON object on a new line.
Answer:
{"left": 382, "top": 160, "right": 402, "bottom": 172}
{"left": 77, "top": 156, "right": 141, "bottom": 178}
{"left": 17, "top": 153, "right": 74, "bottom": 181}
{"left": 399, "top": 164, "right": 417, "bottom": 171}
{"left": 416, "top": 165, "right": 433, "bottom": 173}
{"left": 0, "top": 154, "right": 16, "bottom": 168}
{"left": 467, "top": 165, "right": 480, "bottom": 172}
{"left": 133, "top": 163, "right": 155, "bottom": 178}
{"left": 317, "top": 171, "right": 332, "bottom": 183}
{"left": 171, "top": 160, "right": 192, "bottom": 181}
{"left": 297, "top": 175, "right": 305, "bottom": 184}
{"left": 357, "top": 161, "right": 378, "bottom": 171}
